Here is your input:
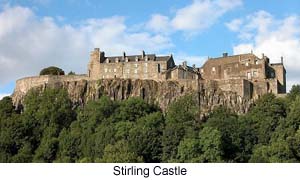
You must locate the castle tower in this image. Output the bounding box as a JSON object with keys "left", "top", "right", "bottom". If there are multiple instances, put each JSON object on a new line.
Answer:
{"left": 88, "top": 48, "right": 105, "bottom": 79}
{"left": 271, "top": 57, "right": 286, "bottom": 93}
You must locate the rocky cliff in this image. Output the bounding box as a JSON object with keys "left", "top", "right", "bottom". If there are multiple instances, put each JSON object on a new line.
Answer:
{"left": 12, "top": 75, "right": 253, "bottom": 114}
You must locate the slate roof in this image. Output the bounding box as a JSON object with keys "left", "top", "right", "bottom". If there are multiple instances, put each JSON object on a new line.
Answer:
{"left": 102, "top": 54, "right": 171, "bottom": 63}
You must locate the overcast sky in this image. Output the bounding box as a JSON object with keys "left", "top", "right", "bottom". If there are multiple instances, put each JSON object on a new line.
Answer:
{"left": 0, "top": 0, "right": 300, "bottom": 99}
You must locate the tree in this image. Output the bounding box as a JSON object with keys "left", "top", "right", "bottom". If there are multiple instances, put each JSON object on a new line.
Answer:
{"left": 204, "top": 107, "right": 240, "bottom": 161}
{"left": 97, "top": 140, "right": 143, "bottom": 163}
{"left": 0, "top": 96, "right": 15, "bottom": 119}
{"left": 248, "top": 93, "right": 287, "bottom": 145}
{"left": 39, "top": 66, "right": 65, "bottom": 75}
{"left": 68, "top": 71, "right": 76, "bottom": 75}
{"left": 162, "top": 94, "right": 199, "bottom": 161}
{"left": 176, "top": 138, "right": 201, "bottom": 163}
{"left": 129, "top": 112, "right": 164, "bottom": 162}
{"left": 176, "top": 127, "right": 223, "bottom": 163}
{"left": 198, "top": 127, "right": 223, "bottom": 162}
{"left": 114, "top": 97, "right": 159, "bottom": 122}
{"left": 250, "top": 139, "right": 297, "bottom": 163}
{"left": 287, "top": 85, "right": 300, "bottom": 102}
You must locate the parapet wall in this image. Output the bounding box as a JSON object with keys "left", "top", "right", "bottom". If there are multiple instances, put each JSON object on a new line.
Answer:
{"left": 12, "top": 75, "right": 89, "bottom": 107}
{"left": 14, "top": 75, "right": 89, "bottom": 94}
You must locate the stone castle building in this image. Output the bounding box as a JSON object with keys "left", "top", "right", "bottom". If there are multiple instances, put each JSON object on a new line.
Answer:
{"left": 88, "top": 48, "right": 286, "bottom": 98}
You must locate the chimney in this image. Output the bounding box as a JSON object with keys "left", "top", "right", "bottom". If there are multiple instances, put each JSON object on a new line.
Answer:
{"left": 182, "top": 61, "right": 187, "bottom": 67}
{"left": 223, "top": 52, "right": 228, "bottom": 57}
{"left": 142, "top": 50, "right": 145, "bottom": 59}
{"left": 251, "top": 49, "right": 253, "bottom": 54}
{"left": 281, "top": 56, "right": 283, "bottom": 64}
{"left": 122, "top": 51, "right": 126, "bottom": 59}
{"left": 94, "top": 48, "right": 100, "bottom": 52}
{"left": 262, "top": 53, "right": 265, "bottom": 59}
{"left": 192, "top": 64, "right": 196, "bottom": 68}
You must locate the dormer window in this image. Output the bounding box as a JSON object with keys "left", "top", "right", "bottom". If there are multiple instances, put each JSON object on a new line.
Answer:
{"left": 125, "top": 57, "right": 129, "bottom": 62}
{"left": 145, "top": 55, "right": 148, "bottom": 61}
{"left": 106, "top": 58, "right": 110, "bottom": 63}
{"left": 135, "top": 56, "right": 139, "bottom": 62}
{"left": 115, "top": 58, "right": 119, "bottom": 63}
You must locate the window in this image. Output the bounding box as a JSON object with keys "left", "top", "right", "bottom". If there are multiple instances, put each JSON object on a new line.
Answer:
{"left": 246, "top": 62, "right": 249, "bottom": 66}
{"left": 126, "top": 69, "right": 130, "bottom": 74}
{"left": 104, "top": 68, "right": 108, "bottom": 73}
{"left": 247, "top": 72, "right": 251, "bottom": 79}
{"left": 134, "top": 64, "right": 138, "bottom": 68}
{"left": 157, "top": 64, "right": 161, "bottom": 73}
{"left": 211, "top": 67, "right": 216, "bottom": 74}
{"left": 253, "top": 71, "right": 257, "bottom": 77}
{"left": 200, "top": 69, "right": 204, "bottom": 73}
{"left": 134, "top": 69, "right": 138, "bottom": 74}
{"left": 114, "top": 68, "right": 116, "bottom": 72}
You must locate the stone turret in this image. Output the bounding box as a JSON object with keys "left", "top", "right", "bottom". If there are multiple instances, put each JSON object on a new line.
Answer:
{"left": 88, "top": 48, "right": 105, "bottom": 79}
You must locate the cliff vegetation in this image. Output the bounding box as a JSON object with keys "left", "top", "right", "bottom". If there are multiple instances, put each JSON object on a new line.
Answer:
{"left": 1, "top": 85, "right": 300, "bottom": 163}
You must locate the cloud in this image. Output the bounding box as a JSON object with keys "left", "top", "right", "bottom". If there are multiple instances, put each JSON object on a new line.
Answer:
{"left": 0, "top": 5, "right": 173, "bottom": 86}
{"left": 0, "top": 93, "right": 10, "bottom": 100}
{"left": 227, "top": 11, "right": 300, "bottom": 90}
{"left": 146, "top": 0, "right": 242, "bottom": 36}
{"left": 146, "top": 14, "right": 171, "bottom": 33}
{"left": 172, "top": 0, "right": 242, "bottom": 33}
{"left": 225, "top": 18, "right": 242, "bottom": 32}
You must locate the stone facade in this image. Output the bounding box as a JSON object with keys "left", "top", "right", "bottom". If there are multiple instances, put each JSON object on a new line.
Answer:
{"left": 87, "top": 49, "right": 286, "bottom": 99}
{"left": 87, "top": 48, "right": 196, "bottom": 81}
{"left": 199, "top": 52, "right": 286, "bottom": 98}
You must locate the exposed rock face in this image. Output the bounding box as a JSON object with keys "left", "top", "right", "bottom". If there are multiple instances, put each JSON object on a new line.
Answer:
{"left": 12, "top": 75, "right": 253, "bottom": 114}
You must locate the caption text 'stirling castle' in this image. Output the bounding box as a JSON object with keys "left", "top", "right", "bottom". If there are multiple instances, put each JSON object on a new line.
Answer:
{"left": 88, "top": 48, "right": 286, "bottom": 98}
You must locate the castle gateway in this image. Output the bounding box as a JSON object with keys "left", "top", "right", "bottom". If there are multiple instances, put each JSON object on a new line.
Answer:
{"left": 88, "top": 48, "right": 286, "bottom": 99}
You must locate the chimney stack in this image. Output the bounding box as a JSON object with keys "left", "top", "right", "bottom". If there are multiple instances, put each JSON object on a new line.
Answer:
{"left": 182, "top": 61, "right": 187, "bottom": 67}
{"left": 142, "top": 50, "right": 145, "bottom": 59}
{"left": 281, "top": 56, "right": 283, "bottom": 64}
{"left": 223, "top": 52, "right": 228, "bottom": 57}
{"left": 122, "top": 51, "right": 126, "bottom": 59}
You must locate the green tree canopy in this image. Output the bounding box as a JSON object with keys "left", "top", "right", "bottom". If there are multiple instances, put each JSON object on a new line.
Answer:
{"left": 39, "top": 66, "right": 65, "bottom": 75}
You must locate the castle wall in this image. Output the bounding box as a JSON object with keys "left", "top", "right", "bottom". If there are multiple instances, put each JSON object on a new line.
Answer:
{"left": 14, "top": 75, "right": 89, "bottom": 94}
{"left": 271, "top": 64, "right": 286, "bottom": 93}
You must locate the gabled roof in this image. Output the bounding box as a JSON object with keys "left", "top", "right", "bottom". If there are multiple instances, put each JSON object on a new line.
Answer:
{"left": 201, "top": 53, "right": 258, "bottom": 68}
{"left": 164, "top": 65, "right": 200, "bottom": 74}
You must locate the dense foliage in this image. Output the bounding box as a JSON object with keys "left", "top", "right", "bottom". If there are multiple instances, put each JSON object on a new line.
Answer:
{"left": 39, "top": 66, "right": 65, "bottom": 76}
{"left": 1, "top": 85, "right": 300, "bottom": 163}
